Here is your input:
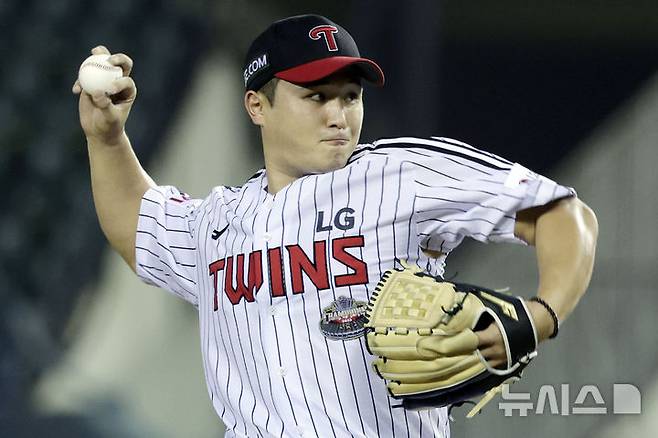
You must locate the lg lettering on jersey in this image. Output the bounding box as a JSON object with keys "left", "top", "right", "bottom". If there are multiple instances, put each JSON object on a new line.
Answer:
{"left": 308, "top": 25, "right": 339, "bottom": 51}
{"left": 316, "top": 207, "right": 355, "bottom": 232}
{"left": 243, "top": 53, "right": 268, "bottom": 86}
{"left": 208, "top": 236, "right": 368, "bottom": 309}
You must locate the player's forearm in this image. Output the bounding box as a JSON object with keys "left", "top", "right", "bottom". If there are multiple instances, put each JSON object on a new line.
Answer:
{"left": 531, "top": 197, "right": 598, "bottom": 338}
{"left": 87, "top": 131, "right": 155, "bottom": 270}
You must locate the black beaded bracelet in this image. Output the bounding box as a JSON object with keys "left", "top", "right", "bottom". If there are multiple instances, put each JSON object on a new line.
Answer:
{"left": 529, "top": 296, "right": 560, "bottom": 339}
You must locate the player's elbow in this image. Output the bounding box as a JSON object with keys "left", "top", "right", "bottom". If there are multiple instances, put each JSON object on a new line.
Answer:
{"left": 543, "top": 197, "right": 599, "bottom": 281}
{"left": 573, "top": 197, "right": 598, "bottom": 253}
{"left": 559, "top": 197, "right": 598, "bottom": 248}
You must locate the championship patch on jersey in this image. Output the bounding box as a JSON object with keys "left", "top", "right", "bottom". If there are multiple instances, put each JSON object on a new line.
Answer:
{"left": 320, "top": 296, "right": 368, "bottom": 340}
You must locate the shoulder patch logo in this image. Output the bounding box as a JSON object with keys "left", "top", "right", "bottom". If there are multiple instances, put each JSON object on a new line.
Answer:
{"left": 504, "top": 163, "right": 538, "bottom": 189}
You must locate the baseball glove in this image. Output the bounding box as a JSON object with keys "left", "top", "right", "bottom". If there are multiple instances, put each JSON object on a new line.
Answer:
{"left": 364, "top": 265, "right": 538, "bottom": 417}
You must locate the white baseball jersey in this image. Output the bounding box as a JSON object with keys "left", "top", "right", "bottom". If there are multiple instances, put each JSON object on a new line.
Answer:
{"left": 135, "top": 136, "right": 574, "bottom": 438}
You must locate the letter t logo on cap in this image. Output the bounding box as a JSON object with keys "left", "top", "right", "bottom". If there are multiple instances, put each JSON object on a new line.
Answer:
{"left": 309, "top": 25, "right": 339, "bottom": 51}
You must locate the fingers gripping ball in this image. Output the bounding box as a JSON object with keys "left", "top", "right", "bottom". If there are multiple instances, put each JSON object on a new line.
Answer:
{"left": 364, "top": 266, "right": 538, "bottom": 416}
{"left": 78, "top": 54, "right": 123, "bottom": 94}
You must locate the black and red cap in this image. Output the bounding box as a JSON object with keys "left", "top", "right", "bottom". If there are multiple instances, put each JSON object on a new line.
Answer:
{"left": 243, "top": 14, "right": 385, "bottom": 91}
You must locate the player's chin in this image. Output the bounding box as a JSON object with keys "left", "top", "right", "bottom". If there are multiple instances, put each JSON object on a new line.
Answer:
{"left": 307, "top": 156, "right": 348, "bottom": 176}
{"left": 323, "top": 148, "right": 352, "bottom": 171}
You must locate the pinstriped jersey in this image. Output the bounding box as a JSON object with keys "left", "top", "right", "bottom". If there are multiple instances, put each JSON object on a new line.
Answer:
{"left": 135, "top": 136, "right": 574, "bottom": 438}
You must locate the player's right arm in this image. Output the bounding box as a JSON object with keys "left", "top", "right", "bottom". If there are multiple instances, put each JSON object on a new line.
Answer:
{"left": 73, "top": 46, "right": 154, "bottom": 272}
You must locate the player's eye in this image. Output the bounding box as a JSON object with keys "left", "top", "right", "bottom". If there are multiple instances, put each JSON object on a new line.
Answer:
{"left": 345, "top": 91, "right": 360, "bottom": 103}
{"left": 307, "top": 92, "right": 325, "bottom": 102}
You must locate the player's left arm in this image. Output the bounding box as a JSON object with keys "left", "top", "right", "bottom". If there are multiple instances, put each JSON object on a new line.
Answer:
{"left": 514, "top": 196, "right": 598, "bottom": 339}
{"left": 478, "top": 196, "right": 598, "bottom": 365}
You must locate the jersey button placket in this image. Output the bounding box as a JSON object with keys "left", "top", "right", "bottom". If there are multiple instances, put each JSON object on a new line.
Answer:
{"left": 262, "top": 193, "right": 274, "bottom": 209}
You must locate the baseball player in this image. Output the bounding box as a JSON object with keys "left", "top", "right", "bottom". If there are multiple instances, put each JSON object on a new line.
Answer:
{"left": 73, "top": 14, "right": 597, "bottom": 438}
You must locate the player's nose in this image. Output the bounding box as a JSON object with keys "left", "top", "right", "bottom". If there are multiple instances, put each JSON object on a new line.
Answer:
{"left": 324, "top": 98, "right": 348, "bottom": 129}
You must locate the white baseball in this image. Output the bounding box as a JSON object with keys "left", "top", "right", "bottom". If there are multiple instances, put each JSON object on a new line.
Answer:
{"left": 78, "top": 54, "right": 123, "bottom": 94}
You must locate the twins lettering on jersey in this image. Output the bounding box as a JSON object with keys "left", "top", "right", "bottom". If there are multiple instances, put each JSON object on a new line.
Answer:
{"left": 208, "top": 209, "right": 368, "bottom": 310}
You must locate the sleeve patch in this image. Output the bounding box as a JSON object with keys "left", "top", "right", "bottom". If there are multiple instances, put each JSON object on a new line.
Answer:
{"left": 504, "top": 163, "right": 538, "bottom": 189}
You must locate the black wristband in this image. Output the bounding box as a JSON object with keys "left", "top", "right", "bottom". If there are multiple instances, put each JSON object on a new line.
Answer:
{"left": 529, "top": 297, "right": 560, "bottom": 339}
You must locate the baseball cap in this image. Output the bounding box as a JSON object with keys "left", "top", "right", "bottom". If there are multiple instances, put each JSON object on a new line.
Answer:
{"left": 243, "top": 14, "right": 385, "bottom": 91}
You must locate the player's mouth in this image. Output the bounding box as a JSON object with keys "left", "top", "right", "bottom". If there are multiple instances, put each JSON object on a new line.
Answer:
{"left": 322, "top": 137, "right": 350, "bottom": 146}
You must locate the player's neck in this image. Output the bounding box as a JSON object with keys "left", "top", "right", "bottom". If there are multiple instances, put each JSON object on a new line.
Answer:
{"left": 262, "top": 144, "right": 301, "bottom": 194}
{"left": 263, "top": 165, "right": 299, "bottom": 194}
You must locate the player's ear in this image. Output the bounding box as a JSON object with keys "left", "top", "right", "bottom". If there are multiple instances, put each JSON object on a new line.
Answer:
{"left": 244, "top": 90, "right": 266, "bottom": 126}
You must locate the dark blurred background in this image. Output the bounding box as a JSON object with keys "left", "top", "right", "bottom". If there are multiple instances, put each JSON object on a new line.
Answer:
{"left": 1, "top": 0, "right": 657, "bottom": 436}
